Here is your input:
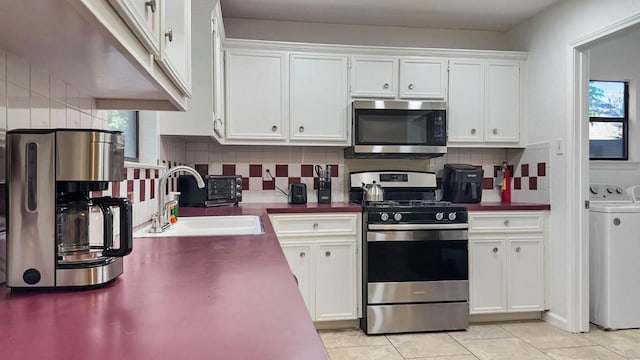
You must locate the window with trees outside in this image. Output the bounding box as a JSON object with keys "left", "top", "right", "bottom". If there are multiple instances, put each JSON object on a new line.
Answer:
{"left": 589, "top": 81, "right": 628, "bottom": 160}
{"left": 107, "top": 110, "right": 139, "bottom": 161}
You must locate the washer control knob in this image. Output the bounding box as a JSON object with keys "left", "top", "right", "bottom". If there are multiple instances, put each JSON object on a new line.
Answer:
{"left": 435, "top": 212, "right": 444, "bottom": 221}
{"left": 380, "top": 213, "right": 390, "bottom": 221}
{"left": 448, "top": 212, "right": 457, "bottom": 221}
{"left": 607, "top": 187, "right": 613, "bottom": 194}
{"left": 616, "top": 188, "right": 623, "bottom": 194}
{"left": 393, "top": 213, "right": 403, "bottom": 221}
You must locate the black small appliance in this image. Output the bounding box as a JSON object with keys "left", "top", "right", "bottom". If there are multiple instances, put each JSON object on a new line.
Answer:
{"left": 442, "top": 164, "right": 484, "bottom": 203}
{"left": 288, "top": 183, "right": 307, "bottom": 204}
{"left": 178, "top": 175, "right": 242, "bottom": 207}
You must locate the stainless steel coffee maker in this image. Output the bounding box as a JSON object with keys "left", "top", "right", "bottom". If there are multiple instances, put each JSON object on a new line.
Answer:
{"left": 6, "top": 129, "right": 133, "bottom": 288}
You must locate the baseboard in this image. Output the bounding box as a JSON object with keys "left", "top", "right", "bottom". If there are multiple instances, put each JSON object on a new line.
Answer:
{"left": 314, "top": 319, "right": 359, "bottom": 330}
{"left": 470, "top": 312, "right": 543, "bottom": 323}
{"left": 543, "top": 311, "right": 569, "bottom": 331}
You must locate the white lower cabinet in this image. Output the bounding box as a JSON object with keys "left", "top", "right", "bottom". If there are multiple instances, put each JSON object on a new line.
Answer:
{"left": 270, "top": 213, "right": 361, "bottom": 322}
{"left": 469, "top": 211, "right": 545, "bottom": 314}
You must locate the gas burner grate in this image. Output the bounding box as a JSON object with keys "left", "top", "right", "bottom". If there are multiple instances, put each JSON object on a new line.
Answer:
{"left": 409, "top": 200, "right": 451, "bottom": 207}
{"left": 366, "top": 200, "right": 400, "bottom": 208}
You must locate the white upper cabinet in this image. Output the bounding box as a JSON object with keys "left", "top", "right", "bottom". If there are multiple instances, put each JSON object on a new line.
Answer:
{"left": 448, "top": 60, "right": 521, "bottom": 145}
{"left": 157, "top": 0, "right": 192, "bottom": 97}
{"left": 351, "top": 56, "right": 447, "bottom": 99}
{"left": 226, "top": 50, "right": 288, "bottom": 140}
{"left": 290, "top": 54, "right": 349, "bottom": 142}
{"left": 399, "top": 58, "right": 447, "bottom": 99}
{"left": 350, "top": 57, "right": 397, "bottom": 98}
{"left": 485, "top": 62, "right": 520, "bottom": 142}
{"left": 211, "top": 3, "right": 225, "bottom": 140}
{"left": 448, "top": 60, "right": 484, "bottom": 142}
{"left": 109, "top": 0, "right": 161, "bottom": 56}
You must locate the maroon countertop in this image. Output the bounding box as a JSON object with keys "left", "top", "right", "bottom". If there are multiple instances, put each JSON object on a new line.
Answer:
{"left": 0, "top": 206, "right": 329, "bottom": 360}
{"left": 463, "top": 202, "right": 551, "bottom": 211}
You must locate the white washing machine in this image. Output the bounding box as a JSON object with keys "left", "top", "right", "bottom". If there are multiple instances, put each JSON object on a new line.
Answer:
{"left": 589, "top": 183, "right": 640, "bottom": 329}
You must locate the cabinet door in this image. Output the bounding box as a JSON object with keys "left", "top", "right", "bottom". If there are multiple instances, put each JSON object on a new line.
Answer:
{"left": 507, "top": 237, "right": 544, "bottom": 312}
{"left": 226, "top": 50, "right": 287, "bottom": 140}
{"left": 485, "top": 61, "right": 519, "bottom": 142}
{"left": 350, "top": 57, "right": 397, "bottom": 98}
{"left": 315, "top": 241, "right": 357, "bottom": 321}
{"left": 109, "top": 0, "right": 161, "bottom": 56}
{"left": 211, "top": 6, "right": 224, "bottom": 139}
{"left": 281, "top": 243, "right": 314, "bottom": 319}
{"left": 290, "top": 54, "right": 348, "bottom": 143}
{"left": 399, "top": 58, "right": 447, "bottom": 99}
{"left": 469, "top": 240, "right": 507, "bottom": 314}
{"left": 448, "top": 60, "right": 484, "bottom": 142}
{"left": 159, "top": 0, "right": 192, "bottom": 97}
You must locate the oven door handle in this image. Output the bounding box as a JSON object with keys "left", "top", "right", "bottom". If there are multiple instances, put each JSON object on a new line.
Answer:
{"left": 367, "top": 223, "right": 469, "bottom": 231}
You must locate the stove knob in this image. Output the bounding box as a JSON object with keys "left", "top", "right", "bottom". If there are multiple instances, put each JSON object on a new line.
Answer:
{"left": 448, "top": 212, "right": 457, "bottom": 221}
{"left": 393, "top": 213, "right": 403, "bottom": 221}
{"left": 435, "top": 212, "right": 444, "bottom": 221}
{"left": 380, "top": 213, "right": 390, "bottom": 221}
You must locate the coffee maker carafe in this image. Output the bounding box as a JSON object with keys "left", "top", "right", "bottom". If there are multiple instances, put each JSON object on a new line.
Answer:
{"left": 6, "top": 129, "right": 133, "bottom": 288}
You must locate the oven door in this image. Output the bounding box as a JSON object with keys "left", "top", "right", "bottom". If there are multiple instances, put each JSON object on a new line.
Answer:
{"left": 352, "top": 101, "right": 447, "bottom": 157}
{"left": 365, "top": 226, "right": 468, "bottom": 304}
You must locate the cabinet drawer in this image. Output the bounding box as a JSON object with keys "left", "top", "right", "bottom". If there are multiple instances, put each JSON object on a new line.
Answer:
{"left": 270, "top": 213, "right": 359, "bottom": 237}
{"left": 469, "top": 212, "right": 543, "bottom": 233}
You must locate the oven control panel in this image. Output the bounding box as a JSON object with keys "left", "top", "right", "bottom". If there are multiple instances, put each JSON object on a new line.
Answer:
{"left": 367, "top": 208, "right": 468, "bottom": 224}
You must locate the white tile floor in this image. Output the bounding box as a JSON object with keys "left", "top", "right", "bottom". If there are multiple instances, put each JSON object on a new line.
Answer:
{"left": 320, "top": 321, "right": 640, "bottom": 360}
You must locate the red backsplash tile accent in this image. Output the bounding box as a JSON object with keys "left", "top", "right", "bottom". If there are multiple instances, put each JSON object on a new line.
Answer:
{"left": 195, "top": 164, "right": 209, "bottom": 177}
{"left": 140, "top": 179, "right": 146, "bottom": 202}
{"left": 112, "top": 181, "right": 120, "bottom": 198}
{"left": 301, "top": 164, "right": 313, "bottom": 177}
{"left": 276, "top": 164, "right": 288, "bottom": 177}
{"left": 537, "top": 163, "right": 546, "bottom": 176}
{"left": 249, "top": 164, "right": 262, "bottom": 177}
{"left": 133, "top": 169, "right": 140, "bottom": 179}
{"left": 150, "top": 179, "right": 155, "bottom": 199}
{"left": 92, "top": 191, "right": 103, "bottom": 198}
{"left": 145, "top": 169, "right": 151, "bottom": 179}
{"left": 529, "top": 177, "right": 538, "bottom": 190}
{"left": 514, "top": 177, "right": 522, "bottom": 190}
{"left": 288, "top": 177, "right": 301, "bottom": 184}
{"left": 155, "top": 170, "right": 160, "bottom": 178}
{"left": 482, "top": 178, "right": 494, "bottom": 190}
{"left": 222, "top": 164, "right": 236, "bottom": 176}
{"left": 521, "top": 164, "right": 529, "bottom": 177}
{"left": 262, "top": 180, "right": 275, "bottom": 190}
{"left": 127, "top": 180, "right": 134, "bottom": 202}
{"left": 507, "top": 165, "right": 514, "bottom": 176}
{"left": 242, "top": 177, "right": 249, "bottom": 191}
{"left": 330, "top": 165, "right": 338, "bottom": 177}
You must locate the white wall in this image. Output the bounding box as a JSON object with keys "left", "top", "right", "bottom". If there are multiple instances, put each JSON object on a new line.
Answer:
{"left": 589, "top": 26, "right": 640, "bottom": 187}
{"left": 224, "top": 18, "right": 511, "bottom": 50}
{"left": 507, "top": 0, "right": 640, "bottom": 330}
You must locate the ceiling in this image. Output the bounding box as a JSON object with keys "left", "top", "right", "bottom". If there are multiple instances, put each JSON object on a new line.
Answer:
{"left": 220, "top": 0, "right": 563, "bottom": 32}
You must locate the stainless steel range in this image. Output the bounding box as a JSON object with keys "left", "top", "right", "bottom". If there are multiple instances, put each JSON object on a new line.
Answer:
{"left": 350, "top": 171, "right": 469, "bottom": 335}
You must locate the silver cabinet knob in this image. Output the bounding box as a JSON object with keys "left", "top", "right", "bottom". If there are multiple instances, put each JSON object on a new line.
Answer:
{"left": 165, "top": 28, "right": 173, "bottom": 42}
{"left": 313, "top": 223, "right": 318, "bottom": 229}
{"left": 145, "top": 0, "right": 156, "bottom": 12}
{"left": 516, "top": 247, "right": 521, "bottom": 253}
{"left": 271, "top": 125, "right": 278, "bottom": 132}
{"left": 300, "top": 252, "right": 306, "bottom": 258}
{"left": 493, "top": 247, "right": 499, "bottom": 253}
{"left": 383, "top": 83, "right": 390, "bottom": 89}
{"left": 325, "top": 251, "right": 331, "bottom": 257}
{"left": 408, "top": 84, "right": 414, "bottom": 90}
{"left": 299, "top": 126, "right": 304, "bottom": 133}
{"left": 471, "top": 128, "right": 476, "bottom": 135}
{"left": 493, "top": 128, "right": 498, "bottom": 135}
{"left": 504, "top": 219, "right": 510, "bottom": 226}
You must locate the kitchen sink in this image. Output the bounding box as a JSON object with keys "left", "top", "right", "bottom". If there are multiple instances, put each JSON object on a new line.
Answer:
{"left": 133, "top": 216, "right": 264, "bottom": 238}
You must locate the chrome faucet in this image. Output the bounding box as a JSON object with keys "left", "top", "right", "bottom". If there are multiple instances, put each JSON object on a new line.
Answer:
{"left": 149, "top": 165, "right": 205, "bottom": 233}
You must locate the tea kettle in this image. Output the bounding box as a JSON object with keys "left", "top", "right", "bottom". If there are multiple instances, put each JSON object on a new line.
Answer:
{"left": 362, "top": 181, "right": 385, "bottom": 202}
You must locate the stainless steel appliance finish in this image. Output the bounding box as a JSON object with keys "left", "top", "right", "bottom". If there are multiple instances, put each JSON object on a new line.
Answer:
{"left": 351, "top": 171, "right": 469, "bottom": 334}
{"left": 178, "top": 175, "right": 241, "bottom": 207}
{"left": 362, "top": 181, "right": 385, "bottom": 202}
{"left": 367, "top": 303, "right": 469, "bottom": 334}
{"left": 6, "top": 129, "right": 133, "bottom": 289}
{"left": 346, "top": 100, "right": 447, "bottom": 159}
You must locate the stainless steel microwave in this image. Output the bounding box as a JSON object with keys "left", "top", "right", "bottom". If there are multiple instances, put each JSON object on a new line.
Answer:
{"left": 345, "top": 100, "right": 447, "bottom": 158}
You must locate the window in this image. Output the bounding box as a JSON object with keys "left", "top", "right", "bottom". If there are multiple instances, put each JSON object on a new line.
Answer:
{"left": 107, "top": 110, "right": 139, "bottom": 161}
{"left": 589, "top": 80, "right": 629, "bottom": 160}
